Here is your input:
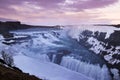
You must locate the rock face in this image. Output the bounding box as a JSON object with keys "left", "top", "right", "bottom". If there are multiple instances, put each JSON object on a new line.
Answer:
{"left": 0, "top": 21, "right": 21, "bottom": 33}
{"left": 0, "top": 65, "right": 42, "bottom": 80}
{"left": 76, "top": 27, "right": 120, "bottom": 76}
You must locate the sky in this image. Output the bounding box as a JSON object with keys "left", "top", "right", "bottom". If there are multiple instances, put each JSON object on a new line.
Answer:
{"left": 0, "top": 0, "right": 120, "bottom": 25}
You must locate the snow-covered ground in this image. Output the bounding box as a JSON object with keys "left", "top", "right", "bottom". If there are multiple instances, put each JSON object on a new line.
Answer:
{"left": 65, "top": 25, "right": 120, "bottom": 40}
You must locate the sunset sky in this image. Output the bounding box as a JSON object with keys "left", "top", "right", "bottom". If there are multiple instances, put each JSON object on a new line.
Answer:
{"left": 0, "top": 0, "right": 120, "bottom": 25}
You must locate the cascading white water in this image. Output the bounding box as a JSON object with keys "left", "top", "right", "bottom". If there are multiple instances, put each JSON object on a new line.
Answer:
{"left": 7, "top": 27, "right": 117, "bottom": 80}
{"left": 60, "top": 56, "right": 111, "bottom": 80}
{"left": 51, "top": 54, "right": 56, "bottom": 63}
{"left": 37, "top": 54, "right": 50, "bottom": 62}
{"left": 31, "top": 54, "right": 111, "bottom": 80}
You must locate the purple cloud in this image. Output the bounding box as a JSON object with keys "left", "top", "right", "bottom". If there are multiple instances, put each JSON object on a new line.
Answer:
{"left": 0, "top": 0, "right": 118, "bottom": 12}
{"left": 70, "top": 0, "right": 118, "bottom": 11}
{"left": 0, "top": 17, "right": 16, "bottom": 22}
{"left": 0, "top": 0, "right": 119, "bottom": 24}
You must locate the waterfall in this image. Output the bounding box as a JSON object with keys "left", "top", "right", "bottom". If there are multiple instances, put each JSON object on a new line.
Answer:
{"left": 8, "top": 28, "right": 114, "bottom": 80}
{"left": 37, "top": 54, "right": 50, "bottom": 62}
{"left": 35, "top": 53, "right": 111, "bottom": 80}
{"left": 60, "top": 56, "right": 111, "bottom": 80}
{"left": 39, "top": 54, "right": 111, "bottom": 80}
{"left": 52, "top": 54, "right": 56, "bottom": 63}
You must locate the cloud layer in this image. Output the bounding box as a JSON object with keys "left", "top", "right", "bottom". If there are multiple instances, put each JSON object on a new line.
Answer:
{"left": 0, "top": 0, "right": 119, "bottom": 25}
{"left": 0, "top": 0, "right": 118, "bottom": 11}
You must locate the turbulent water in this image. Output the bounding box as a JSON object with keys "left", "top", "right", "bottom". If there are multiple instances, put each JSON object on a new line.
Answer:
{"left": 0, "top": 27, "right": 112, "bottom": 80}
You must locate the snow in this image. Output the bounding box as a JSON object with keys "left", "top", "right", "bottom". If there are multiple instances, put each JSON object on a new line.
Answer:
{"left": 3, "top": 40, "right": 15, "bottom": 43}
{"left": 104, "top": 55, "right": 120, "bottom": 64}
{"left": 87, "top": 37, "right": 105, "bottom": 54}
{"left": 110, "top": 68, "right": 120, "bottom": 80}
{"left": 14, "top": 35, "right": 28, "bottom": 38}
{"left": 0, "top": 35, "right": 4, "bottom": 40}
{"left": 116, "top": 46, "right": 120, "bottom": 49}
{"left": 14, "top": 54, "right": 93, "bottom": 80}
{"left": 0, "top": 41, "right": 7, "bottom": 53}
{"left": 64, "top": 25, "right": 120, "bottom": 40}
{"left": 86, "top": 36, "right": 120, "bottom": 64}
{"left": 104, "top": 55, "right": 113, "bottom": 63}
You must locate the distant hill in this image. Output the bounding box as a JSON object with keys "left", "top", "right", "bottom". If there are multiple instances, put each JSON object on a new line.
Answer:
{"left": 0, "top": 21, "right": 61, "bottom": 34}
{"left": 94, "top": 24, "right": 120, "bottom": 28}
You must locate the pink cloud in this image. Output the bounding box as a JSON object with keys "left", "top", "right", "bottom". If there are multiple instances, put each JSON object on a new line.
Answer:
{"left": 0, "top": 0, "right": 119, "bottom": 25}
{"left": 0, "top": 0, "right": 118, "bottom": 12}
